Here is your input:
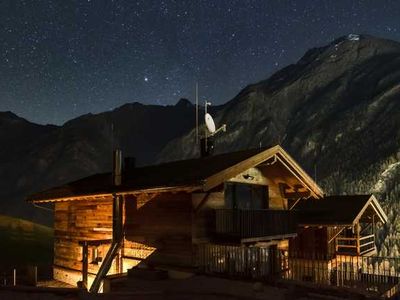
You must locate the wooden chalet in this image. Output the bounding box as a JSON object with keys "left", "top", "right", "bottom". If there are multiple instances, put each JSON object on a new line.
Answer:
{"left": 28, "top": 145, "right": 387, "bottom": 292}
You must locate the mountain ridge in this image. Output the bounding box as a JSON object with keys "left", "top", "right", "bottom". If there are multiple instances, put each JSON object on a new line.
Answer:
{"left": 156, "top": 34, "right": 400, "bottom": 255}
{"left": 0, "top": 34, "right": 399, "bottom": 257}
{"left": 0, "top": 99, "right": 196, "bottom": 224}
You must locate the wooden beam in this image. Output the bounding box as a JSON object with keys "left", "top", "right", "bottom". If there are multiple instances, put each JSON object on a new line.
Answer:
{"left": 193, "top": 192, "right": 211, "bottom": 213}
{"left": 328, "top": 226, "right": 346, "bottom": 244}
{"left": 288, "top": 197, "right": 303, "bottom": 210}
{"left": 275, "top": 148, "right": 324, "bottom": 197}
{"left": 275, "top": 156, "right": 320, "bottom": 199}
{"left": 203, "top": 145, "right": 324, "bottom": 197}
{"left": 241, "top": 233, "right": 297, "bottom": 244}
{"left": 283, "top": 191, "right": 311, "bottom": 198}
{"left": 81, "top": 241, "right": 88, "bottom": 290}
{"left": 79, "top": 239, "right": 112, "bottom": 247}
{"left": 356, "top": 222, "right": 360, "bottom": 255}
{"left": 30, "top": 185, "right": 201, "bottom": 204}
{"left": 203, "top": 146, "right": 280, "bottom": 191}
{"left": 353, "top": 195, "right": 388, "bottom": 226}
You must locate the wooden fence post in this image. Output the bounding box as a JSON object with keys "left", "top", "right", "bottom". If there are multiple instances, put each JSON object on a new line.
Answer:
{"left": 13, "top": 269, "right": 16, "bottom": 286}
{"left": 82, "top": 241, "right": 88, "bottom": 289}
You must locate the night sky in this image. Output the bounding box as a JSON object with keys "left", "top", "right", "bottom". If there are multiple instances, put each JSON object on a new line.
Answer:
{"left": 1, "top": 1, "right": 400, "bottom": 125}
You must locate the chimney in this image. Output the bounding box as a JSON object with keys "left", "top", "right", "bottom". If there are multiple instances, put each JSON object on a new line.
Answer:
{"left": 200, "top": 136, "right": 214, "bottom": 157}
{"left": 113, "top": 149, "right": 122, "bottom": 186}
{"left": 124, "top": 157, "right": 136, "bottom": 171}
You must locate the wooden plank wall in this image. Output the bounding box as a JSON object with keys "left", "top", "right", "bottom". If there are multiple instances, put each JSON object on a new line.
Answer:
{"left": 192, "top": 164, "right": 303, "bottom": 244}
{"left": 227, "top": 164, "right": 307, "bottom": 210}
{"left": 123, "top": 192, "right": 193, "bottom": 269}
{"left": 192, "top": 189, "right": 225, "bottom": 244}
{"left": 53, "top": 198, "right": 115, "bottom": 285}
{"left": 290, "top": 227, "right": 329, "bottom": 257}
{"left": 259, "top": 163, "right": 303, "bottom": 210}
{"left": 327, "top": 226, "right": 340, "bottom": 256}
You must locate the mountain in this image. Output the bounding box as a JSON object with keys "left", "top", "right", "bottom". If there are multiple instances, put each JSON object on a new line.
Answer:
{"left": 1, "top": 34, "right": 399, "bottom": 256}
{"left": 157, "top": 34, "right": 400, "bottom": 255}
{"left": 0, "top": 100, "right": 195, "bottom": 224}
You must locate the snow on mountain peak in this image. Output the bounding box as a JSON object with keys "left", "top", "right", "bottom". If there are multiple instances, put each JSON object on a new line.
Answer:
{"left": 347, "top": 34, "right": 360, "bottom": 41}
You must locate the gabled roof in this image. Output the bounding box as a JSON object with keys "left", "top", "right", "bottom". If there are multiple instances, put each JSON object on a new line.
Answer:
{"left": 294, "top": 195, "right": 387, "bottom": 226}
{"left": 28, "top": 145, "right": 324, "bottom": 203}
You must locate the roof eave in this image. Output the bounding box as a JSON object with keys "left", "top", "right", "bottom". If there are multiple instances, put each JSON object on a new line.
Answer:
{"left": 28, "top": 184, "right": 202, "bottom": 204}
{"left": 202, "top": 145, "right": 324, "bottom": 198}
{"left": 353, "top": 194, "right": 388, "bottom": 225}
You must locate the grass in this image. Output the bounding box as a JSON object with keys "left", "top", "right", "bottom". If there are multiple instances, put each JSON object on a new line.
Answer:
{"left": 0, "top": 214, "right": 53, "bottom": 268}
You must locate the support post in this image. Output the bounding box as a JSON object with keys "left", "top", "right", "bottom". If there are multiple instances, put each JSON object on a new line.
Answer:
{"left": 89, "top": 149, "right": 124, "bottom": 293}
{"left": 356, "top": 223, "right": 360, "bottom": 255}
{"left": 112, "top": 194, "right": 123, "bottom": 242}
{"left": 13, "top": 269, "right": 16, "bottom": 286}
{"left": 82, "top": 241, "right": 88, "bottom": 289}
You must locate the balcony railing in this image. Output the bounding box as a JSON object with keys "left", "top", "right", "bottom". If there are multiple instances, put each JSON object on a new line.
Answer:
{"left": 336, "top": 234, "right": 376, "bottom": 255}
{"left": 215, "top": 209, "right": 297, "bottom": 241}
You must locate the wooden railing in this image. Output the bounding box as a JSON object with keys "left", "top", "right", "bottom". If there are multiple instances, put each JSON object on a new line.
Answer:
{"left": 198, "top": 244, "right": 400, "bottom": 298}
{"left": 359, "top": 234, "right": 375, "bottom": 255}
{"left": 0, "top": 265, "right": 52, "bottom": 287}
{"left": 215, "top": 209, "right": 296, "bottom": 241}
{"left": 336, "top": 234, "right": 375, "bottom": 255}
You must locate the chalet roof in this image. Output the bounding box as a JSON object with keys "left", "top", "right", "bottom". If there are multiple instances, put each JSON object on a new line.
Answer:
{"left": 28, "top": 145, "right": 324, "bottom": 203}
{"left": 294, "top": 195, "right": 387, "bottom": 226}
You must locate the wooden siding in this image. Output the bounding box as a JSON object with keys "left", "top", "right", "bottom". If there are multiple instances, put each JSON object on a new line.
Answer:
{"left": 290, "top": 227, "right": 329, "bottom": 257}
{"left": 123, "top": 192, "right": 193, "bottom": 268}
{"left": 228, "top": 163, "right": 311, "bottom": 210}
{"left": 192, "top": 190, "right": 224, "bottom": 243}
{"left": 51, "top": 159, "right": 317, "bottom": 286}
{"left": 53, "top": 198, "right": 117, "bottom": 286}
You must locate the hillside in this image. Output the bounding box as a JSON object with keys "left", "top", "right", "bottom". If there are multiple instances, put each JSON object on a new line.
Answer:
{"left": 0, "top": 34, "right": 399, "bottom": 256}
{"left": 157, "top": 34, "right": 400, "bottom": 255}
{"left": 0, "top": 99, "right": 196, "bottom": 224}
{"left": 0, "top": 214, "right": 53, "bottom": 267}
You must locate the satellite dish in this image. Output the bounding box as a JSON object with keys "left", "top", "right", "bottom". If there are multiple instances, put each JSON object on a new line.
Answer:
{"left": 205, "top": 113, "right": 216, "bottom": 133}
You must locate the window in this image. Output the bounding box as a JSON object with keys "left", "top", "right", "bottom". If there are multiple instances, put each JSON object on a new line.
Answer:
{"left": 225, "top": 182, "right": 268, "bottom": 209}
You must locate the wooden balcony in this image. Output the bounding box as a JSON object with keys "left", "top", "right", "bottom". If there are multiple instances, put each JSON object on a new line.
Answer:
{"left": 336, "top": 234, "right": 376, "bottom": 256}
{"left": 215, "top": 209, "right": 297, "bottom": 243}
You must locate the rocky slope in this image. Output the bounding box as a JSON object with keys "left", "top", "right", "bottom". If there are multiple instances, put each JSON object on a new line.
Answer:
{"left": 1, "top": 34, "right": 399, "bottom": 256}
{"left": 0, "top": 99, "right": 195, "bottom": 224}
{"left": 157, "top": 34, "right": 400, "bottom": 255}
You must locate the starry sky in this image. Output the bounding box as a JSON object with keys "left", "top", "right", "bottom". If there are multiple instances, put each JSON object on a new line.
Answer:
{"left": 1, "top": 1, "right": 400, "bottom": 125}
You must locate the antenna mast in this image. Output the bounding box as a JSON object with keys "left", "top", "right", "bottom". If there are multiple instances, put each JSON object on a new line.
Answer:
{"left": 204, "top": 100, "right": 210, "bottom": 151}
{"left": 195, "top": 82, "right": 199, "bottom": 144}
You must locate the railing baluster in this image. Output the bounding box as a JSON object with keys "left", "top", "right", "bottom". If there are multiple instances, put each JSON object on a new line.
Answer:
{"left": 215, "top": 209, "right": 295, "bottom": 239}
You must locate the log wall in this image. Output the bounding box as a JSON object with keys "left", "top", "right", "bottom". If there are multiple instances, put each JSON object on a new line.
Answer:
{"left": 123, "top": 192, "right": 193, "bottom": 269}
{"left": 53, "top": 198, "right": 116, "bottom": 286}
{"left": 192, "top": 189, "right": 225, "bottom": 244}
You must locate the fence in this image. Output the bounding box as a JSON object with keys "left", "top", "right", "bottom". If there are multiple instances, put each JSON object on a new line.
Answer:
{"left": 336, "top": 234, "right": 375, "bottom": 256}
{"left": 198, "top": 243, "right": 281, "bottom": 280}
{"left": 198, "top": 244, "right": 400, "bottom": 297}
{"left": 0, "top": 265, "right": 52, "bottom": 287}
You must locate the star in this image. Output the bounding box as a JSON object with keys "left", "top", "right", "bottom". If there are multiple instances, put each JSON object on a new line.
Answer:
{"left": 1, "top": 1, "right": 399, "bottom": 125}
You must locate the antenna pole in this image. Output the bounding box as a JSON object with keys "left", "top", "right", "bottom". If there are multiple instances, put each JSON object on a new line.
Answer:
{"left": 111, "top": 122, "right": 115, "bottom": 173}
{"left": 204, "top": 100, "right": 207, "bottom": 151}
{"left": 195, "top": 82, "right": 199, "bottom": 144}
{"left": 314, "top": 163, "right": 317, "bottom": 185}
